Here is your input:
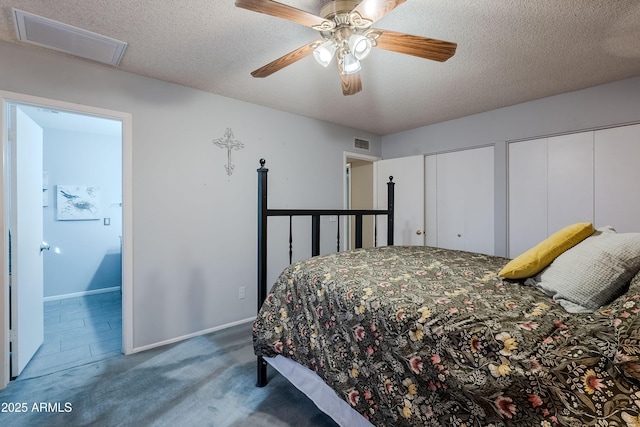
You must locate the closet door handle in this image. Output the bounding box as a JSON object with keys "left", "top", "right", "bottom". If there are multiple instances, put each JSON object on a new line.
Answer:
{"left": 416, "top": 230, "right": 424, "bottom": 235}
{"left": 40, "top": 243, "right": 50, "bottom": 252}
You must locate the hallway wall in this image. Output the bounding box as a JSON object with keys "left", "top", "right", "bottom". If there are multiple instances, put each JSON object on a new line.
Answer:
{"left": 42, "top": 126, "right": 122, "bottom": 297}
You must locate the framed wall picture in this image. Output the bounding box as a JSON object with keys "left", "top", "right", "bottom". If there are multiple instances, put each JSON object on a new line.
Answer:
{"left": 56, "top": 185, "right": 101, "bottom": 220}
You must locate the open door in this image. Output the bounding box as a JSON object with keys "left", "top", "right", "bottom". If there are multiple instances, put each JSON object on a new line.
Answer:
{"left": 9, "top": 105, "right": 44, "bottom": 377}
{"left": 375, "top": 155, "right": 425, "bottom": 246}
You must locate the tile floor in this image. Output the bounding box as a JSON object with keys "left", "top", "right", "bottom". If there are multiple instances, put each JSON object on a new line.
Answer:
{"left": 16, "top": 290, "right": 122, "bottom": 380}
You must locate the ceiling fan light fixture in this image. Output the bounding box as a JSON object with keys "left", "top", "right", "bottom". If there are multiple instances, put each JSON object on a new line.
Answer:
{"left": 342, "top": 52, "right": 361, "bottom": 74}
{"left": 235, "top": 0, "right": 457, "bottom": 96}
{"left": 348, "top": 33, "right": 372, "bottom": 60}
{"left": 313, "top": 40, "right": 337, "bottom": 67}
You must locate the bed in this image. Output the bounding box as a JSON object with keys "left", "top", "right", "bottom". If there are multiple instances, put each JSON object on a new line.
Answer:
{"left": 253, "top": 161, "right": 640, "bottom": 426}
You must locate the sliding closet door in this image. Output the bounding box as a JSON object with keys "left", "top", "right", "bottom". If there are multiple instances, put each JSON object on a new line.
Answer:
{"left": 461, "top": 147, "right": 494, "bottom": 255}
{"left": 547, "top": 132, "right": 594, "bottom": 234}
{"left": 509, "top": 134, "right": 594, "bottom": 258}
{"left": 433, "top": 147, "right": 494, "bottom": 255}
{"left": 508, "top": 138, "right": 547, "bottom": 258}
{"left": 595, "top": 124, "right": 640, "bottom": 232}
{"left": 424, "top": 155, "right": 437, "bottom": 247}
{"left": 509, "top": 125, "right": 640, "bottom": 259}
{"left": 436, "top": 152, "right": 465, "bottom": 251}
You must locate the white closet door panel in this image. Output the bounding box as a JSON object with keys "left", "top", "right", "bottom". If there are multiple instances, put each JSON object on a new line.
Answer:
{"left": 435, "top": 147, "right": 494, "bottom": 254}
{"left": 436, "top": 152, "right": 465, "bottom": 251}
{"left": 508, "top": 138, "right": 548, "bottom": 258}
{"left": 595, "top": 124, "right": 640, "bottom": 232}
{"left": 547, "top": 132, "right": 594, "bottom": 233}
{"left": 424, "top": 155, "right": 438, "bottom": 247}
{"left": 462, "top": 146, "right": 494, "bottom": 255}
{"left": 376, "top": 156, "right": 425, "bottom": 246}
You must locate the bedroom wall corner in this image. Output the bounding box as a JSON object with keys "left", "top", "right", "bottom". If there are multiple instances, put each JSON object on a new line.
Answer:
{"left": 0, "top": 39, "right": 383, "bottom": 352}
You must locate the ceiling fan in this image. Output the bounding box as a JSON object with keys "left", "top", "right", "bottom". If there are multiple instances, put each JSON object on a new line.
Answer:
{"left": 235, "top": 0, "right": 457, "bottom": 96}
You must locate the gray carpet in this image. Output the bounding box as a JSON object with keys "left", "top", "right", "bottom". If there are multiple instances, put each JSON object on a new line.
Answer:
{"left": 0, "top": 322, "right": 340, "bottom": 427}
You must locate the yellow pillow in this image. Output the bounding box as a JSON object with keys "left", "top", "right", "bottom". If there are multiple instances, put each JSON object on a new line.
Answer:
{"left": 499, "top": 222, "right": 594, "bottom": 279}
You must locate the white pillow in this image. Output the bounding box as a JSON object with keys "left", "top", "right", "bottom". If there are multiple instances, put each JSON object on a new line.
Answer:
{"left": 526, "top": 230, "right": 640, "bottom": 312}
{"left": 597, "top": 225, "right": 617, "bottom": 233}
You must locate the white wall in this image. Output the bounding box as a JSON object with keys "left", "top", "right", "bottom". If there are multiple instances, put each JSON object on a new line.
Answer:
{"left": 43, "top": 127, "right": 122, "bottom": 297}
{"left": 381, "top": 76, "right": 640, "bottom": 257}
{"left": 0, "top": 40, "right": 381, "bottom": 350}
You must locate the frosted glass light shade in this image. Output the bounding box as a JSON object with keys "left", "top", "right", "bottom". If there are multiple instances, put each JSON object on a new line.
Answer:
{"left": 348, "top": 34, "right": 372, "bottom": 60}
{"left": 342, "top": 53, "right": 361, "bottom": 74}
{"left": 313, "top": 40, "right": 337, "bottom": 67}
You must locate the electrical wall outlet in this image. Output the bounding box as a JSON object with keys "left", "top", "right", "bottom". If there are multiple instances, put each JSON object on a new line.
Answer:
{"left": 238, "top": 286, "right": 246, "bottom": 299}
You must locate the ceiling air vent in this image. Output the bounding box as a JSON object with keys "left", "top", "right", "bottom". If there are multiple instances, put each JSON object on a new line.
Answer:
{"left": 13, "top": 9, "right": 127, "bottom": 66}
{"left": 354, "top": 137, "right": 370, "bottom": 151}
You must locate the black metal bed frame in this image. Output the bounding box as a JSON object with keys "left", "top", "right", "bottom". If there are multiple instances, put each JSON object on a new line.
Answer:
{"left": 256, "top": 158, "right": 395, "bottom": 387}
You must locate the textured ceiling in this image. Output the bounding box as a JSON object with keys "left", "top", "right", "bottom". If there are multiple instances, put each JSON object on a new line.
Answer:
{"left": 1, "top": 0, "right": 640, "bottom": 135}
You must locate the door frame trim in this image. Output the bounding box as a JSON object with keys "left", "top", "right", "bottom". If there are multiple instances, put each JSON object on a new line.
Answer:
{"left": 0, "top": 90, "right": 133, "bottom": 389}
{"left": 343, "top": 152, "right": 380, "bottom": 250}
{"left": 342, "top": 151, "right": 380, "bottom": 209}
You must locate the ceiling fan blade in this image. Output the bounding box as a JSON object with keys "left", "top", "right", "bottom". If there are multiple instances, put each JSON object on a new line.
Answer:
{"left": 338, "top": 62, "right": 362, "bottom": 96}
{"left": 250, "top": 41, "right": 320, "bottom": 78}
{"left": 375, "top": 29, "right": 457, "bottom": 62}
{"left": 235, "top": 0, "right": 331, "bottom": 29}
{"left": 351, "top": 0, "right": 406, "bottom": 26}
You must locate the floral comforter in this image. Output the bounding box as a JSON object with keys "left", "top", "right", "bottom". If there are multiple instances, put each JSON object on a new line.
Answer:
{"left": 253, "top": 246, "right": 640, "bottom": 426}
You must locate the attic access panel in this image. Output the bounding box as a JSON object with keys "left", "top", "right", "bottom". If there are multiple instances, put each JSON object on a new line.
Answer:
{"left": 13, "top": 8, "right": 127, "bottom": 66}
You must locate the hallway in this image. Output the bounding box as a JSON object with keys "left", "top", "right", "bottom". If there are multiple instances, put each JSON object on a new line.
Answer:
{"left": 17, "top": 290, "right": 121, "bottom": 380}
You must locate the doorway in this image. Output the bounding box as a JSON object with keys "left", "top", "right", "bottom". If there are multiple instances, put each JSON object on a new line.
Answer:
{"left": 344, "top": 152, "right": 379, "bottom": 250}
{"left": 13, "top": 104, "right": 122, "bottom": 379}
{"left": 0, "top": 91, "right": 133, "bottom": 389}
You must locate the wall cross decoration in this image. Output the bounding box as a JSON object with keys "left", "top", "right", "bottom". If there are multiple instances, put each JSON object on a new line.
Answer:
{"left": 213, "top": 128, "right": 244, "bottom": 176}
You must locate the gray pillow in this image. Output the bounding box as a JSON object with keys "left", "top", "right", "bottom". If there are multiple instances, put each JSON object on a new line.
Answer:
{"left": 525, "top": 230, "right": 640, "bottom": 313}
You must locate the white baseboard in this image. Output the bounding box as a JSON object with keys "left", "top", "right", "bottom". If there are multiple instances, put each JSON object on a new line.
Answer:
{"left": 43, "top": 286, "right": 121, "bottom": 302}
{"left": 129, "top": 316, "right": 256, "bottom": 354}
